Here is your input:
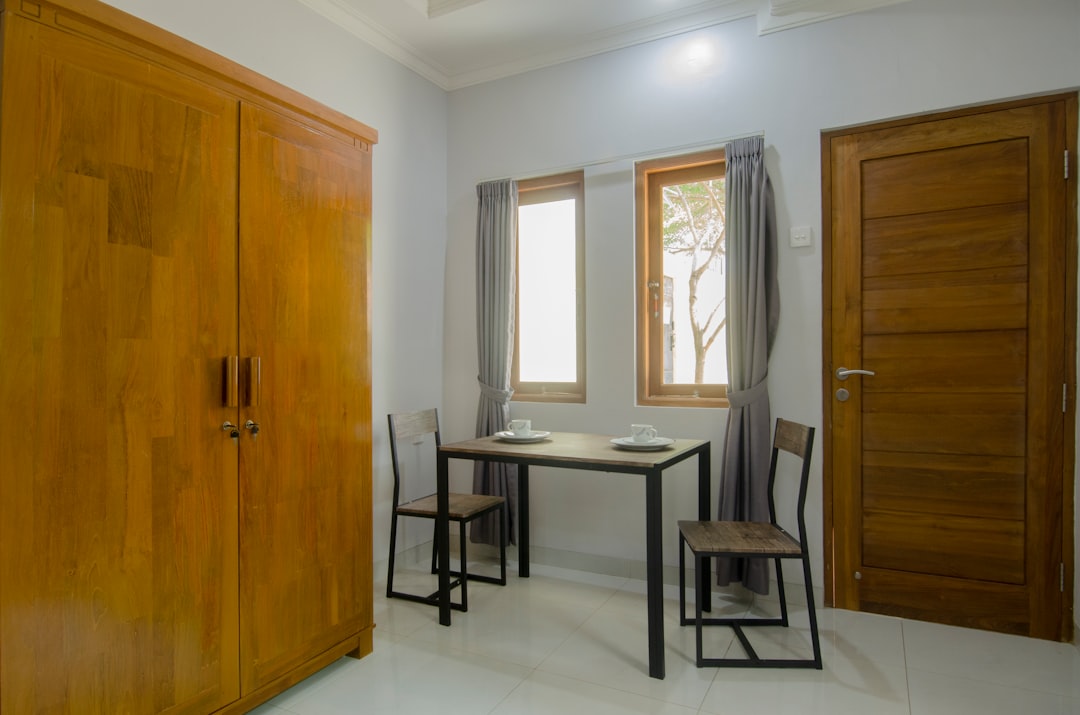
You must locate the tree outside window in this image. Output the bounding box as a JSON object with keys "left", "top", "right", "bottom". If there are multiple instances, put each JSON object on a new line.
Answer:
{"left": 636, "top": 149, "right": 728, "bottom": 406}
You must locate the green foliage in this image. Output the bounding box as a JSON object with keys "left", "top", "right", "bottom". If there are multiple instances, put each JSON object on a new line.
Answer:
{"left": 662, "top": 179, "right": 725, "bottom": 256}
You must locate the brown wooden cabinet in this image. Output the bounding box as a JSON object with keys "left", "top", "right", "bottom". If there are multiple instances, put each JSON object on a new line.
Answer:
{"left": 0, "top": 1, "right": 376, "bottom": 712}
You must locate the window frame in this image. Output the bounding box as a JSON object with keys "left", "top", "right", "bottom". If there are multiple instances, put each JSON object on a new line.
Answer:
{"left": 635, "top": 149, "right": 728, "bottom": 407}
{"left": 511, "top": 170, "right": 586, "bottom": 403}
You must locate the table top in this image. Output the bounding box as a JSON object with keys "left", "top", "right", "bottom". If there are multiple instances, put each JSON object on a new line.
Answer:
{"left": 438, "top": 432, "right": 709, "bottom": 471}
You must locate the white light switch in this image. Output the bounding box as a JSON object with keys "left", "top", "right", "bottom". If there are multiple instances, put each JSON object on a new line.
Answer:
{"left": 789, "top": 226, "right": 812, "bottom": 248}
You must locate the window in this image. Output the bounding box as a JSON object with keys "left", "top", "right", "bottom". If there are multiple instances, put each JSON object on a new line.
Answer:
{"left": 635, "top": 149, "right": 728, "bottom": 407}
{"left": 512, "top": 171, "right": 585, "bottom": 403}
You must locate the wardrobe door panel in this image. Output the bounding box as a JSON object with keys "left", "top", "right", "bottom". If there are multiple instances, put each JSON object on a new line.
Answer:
{"left": 0, "top": 17, "right": 241, "bottom": 714}
{"left": 238, "top": 102, "right": 373, "bottom": 692}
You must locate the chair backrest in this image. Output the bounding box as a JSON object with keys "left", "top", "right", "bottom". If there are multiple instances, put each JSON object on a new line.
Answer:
{"left": 387, "top": 408, "right": 441, "bottom": 508}
{"left": 766, "top": 418, "right": 815, "bottom": 549}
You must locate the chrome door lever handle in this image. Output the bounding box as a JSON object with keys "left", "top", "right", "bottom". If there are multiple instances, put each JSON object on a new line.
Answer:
{"left": 836, "top": 367, "right": 876, "bottom": 381}
{"left": 244, "top": 420, "right": 260, "bottom": 439}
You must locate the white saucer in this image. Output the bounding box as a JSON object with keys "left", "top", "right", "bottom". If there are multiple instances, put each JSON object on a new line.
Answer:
{"left": 495, "top": 430, "right": 551, "bottom": 443}
{"left": 611, "top": 436, "right": 675, "bottom": 451}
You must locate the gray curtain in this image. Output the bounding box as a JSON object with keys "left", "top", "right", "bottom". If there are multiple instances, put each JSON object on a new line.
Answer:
{"left": 471, "top": 178, "right": 519, "bottom": 546}
{"left": 716, "top": 136, "right": 779, "bottom": 593}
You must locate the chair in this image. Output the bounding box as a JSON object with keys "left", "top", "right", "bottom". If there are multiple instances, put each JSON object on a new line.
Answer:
{"left": 678, "top": 418, "right": 822, "bottom": 669}
{"left": 386, "top": 408, "right": 507, "bottom": 611}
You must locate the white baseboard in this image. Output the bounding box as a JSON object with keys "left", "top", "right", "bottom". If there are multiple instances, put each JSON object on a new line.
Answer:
{"left": 378, "top": 539, "right": 825, "bottom": 606}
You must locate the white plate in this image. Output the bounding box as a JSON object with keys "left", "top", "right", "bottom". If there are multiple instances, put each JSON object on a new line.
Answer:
{"left": 610, "top": 436, "right": 675, "bottom": 451}
{"left": 495, "top": 430, "right": 551, "bottom": 443}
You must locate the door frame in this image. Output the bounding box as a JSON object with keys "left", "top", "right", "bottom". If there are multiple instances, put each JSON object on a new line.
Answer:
{"left": 820, "top": 92, "right": 1077, "bottom": 638}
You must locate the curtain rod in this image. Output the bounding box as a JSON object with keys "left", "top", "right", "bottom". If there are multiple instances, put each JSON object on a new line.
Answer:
{"left": 479, "top": 130, "right": 765, "bottom": 184}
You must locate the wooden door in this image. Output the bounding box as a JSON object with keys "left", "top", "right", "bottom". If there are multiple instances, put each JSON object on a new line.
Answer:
{"left": 824, "top": 95, "right": 1076, "bottom": 639}
{"left": 237, "top": 103, "right": 373, "bottom": 692}
{"left": 0, "top": 15, "right": 241, "bottom": 713}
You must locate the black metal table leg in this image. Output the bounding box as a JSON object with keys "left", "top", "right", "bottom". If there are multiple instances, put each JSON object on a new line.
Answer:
{"left": 698, "top": 442, "right": 712, "bottom": 612}
{"left": 518, "top": 464, "right": 530, "bottom": 578}
{"left": 437, "top": 451, "right": 451, "bottom": 626}
{"left": 646, "top": 468, "right": 664, "bottom": 679}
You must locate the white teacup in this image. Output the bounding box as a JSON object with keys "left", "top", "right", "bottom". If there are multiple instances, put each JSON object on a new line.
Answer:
{"left": 631, "top": 424, "right": 658, "bottom": 443}
{"left": 509, "top": 419, "right": 532, "bottom": 437}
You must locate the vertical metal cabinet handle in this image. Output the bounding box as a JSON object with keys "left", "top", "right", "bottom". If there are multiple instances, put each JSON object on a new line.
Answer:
{"left": 247, "top": 356, "right": 261, "bottom": 407}
{"left": 835, "top": 367, "right": 876, "bottom": 381}
{"left": 224, "top": 356, "right": 240, "bottom": 406}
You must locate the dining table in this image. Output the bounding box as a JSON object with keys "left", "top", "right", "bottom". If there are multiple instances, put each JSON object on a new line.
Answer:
{"left": 435, "top": 431, "right": 712, "bottom": 680}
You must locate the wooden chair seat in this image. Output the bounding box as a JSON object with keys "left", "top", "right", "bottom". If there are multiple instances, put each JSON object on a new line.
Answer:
{"left": 678, "top": 520, "right": 802, "bottom": 557}
{"left": 678, "top": 418, "right": 822, "bottom": 669}
{"left": 397, "top": 493, "right": 505, "bottom": 520}
{"left": 386, "top": 408, "right": 507, "bottom": 613}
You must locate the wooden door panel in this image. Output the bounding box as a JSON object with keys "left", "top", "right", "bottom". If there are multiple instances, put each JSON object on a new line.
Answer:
{"left": 863, "top": 393, "right": 1026, "bottom": 455}
{"left": 238, "top": 103, "right": 373, "bottom": 692}
{"left": 825, "top": 97, "right": 1074, "bottom": 640}
{"left": 0, "top": 17, "right": 240, "bottom": 713}
{"left": 863, "top": 510, "right": 1025, "bottom": 583}
{"left": 863, "top": 267, "right": 1028, "bottom": 334}
{"left": 863, "top": 452, "right": 1025, "bottom": 520}
{"left": 859, "top": 568, "right": 1030, "bottom": 635}
{"left": 863, "top": 203, "right": 1029, "bottom": 277}
{"left": 861, "top": 415, "right": 1026, "bottom": 457}
{"left": 862, "top": 140, "right": 1029, "bottom": 218}
{"left": 864, "top": 331, "right": 1026, "bottom": 393}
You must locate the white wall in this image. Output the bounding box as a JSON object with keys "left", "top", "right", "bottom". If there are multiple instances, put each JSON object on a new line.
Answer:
{"left": 100, "top": 0, "right": 450, "bottom": 562}
{"left": 444, "top": 0, "right": 1080, "bottom": 591}
{"left": 99, "top": 0, "right": 1080, "bottom": 618}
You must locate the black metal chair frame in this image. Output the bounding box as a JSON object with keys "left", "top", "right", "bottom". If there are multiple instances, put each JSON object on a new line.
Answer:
{"left": 678, "top": 418, "right": 822, "bottom": 669}
{"left": 386, "top": 409, "right": 506, "bottom": 612}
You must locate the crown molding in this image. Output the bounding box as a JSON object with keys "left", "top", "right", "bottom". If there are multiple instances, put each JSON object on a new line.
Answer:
{"left": 449, "top": 0, "right": 759, "bottom": 90}
{"left": 426, "top": 0, "right": 486, "bottom": 19}
{"left": 759, "top": 0, "right": 910, "bottom": 33}
{"left": 295, "top": 0, "right": 454, "bottom": 87}
{"left": 296, "top": 0, "right": 907, "bottom": 91}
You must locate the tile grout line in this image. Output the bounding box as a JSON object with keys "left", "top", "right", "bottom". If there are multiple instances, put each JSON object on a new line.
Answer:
{"left": 900, "top": 618, "right": 913, "bottom": 715}
{"left": 485, "top": 572, "right": 633, "bottom": 714}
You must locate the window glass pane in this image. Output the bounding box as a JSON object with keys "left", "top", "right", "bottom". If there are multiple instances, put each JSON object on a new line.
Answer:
{"left": 518, "top": 198, "right": 577, "bottom": 382}
{"left": 661, "top": 178, "right": 728, "bottom": 385}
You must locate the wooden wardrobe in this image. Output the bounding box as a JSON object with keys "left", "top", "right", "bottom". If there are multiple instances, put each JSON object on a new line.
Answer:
{"left": 0, "top": 1, "right": 376, "bottom": 712}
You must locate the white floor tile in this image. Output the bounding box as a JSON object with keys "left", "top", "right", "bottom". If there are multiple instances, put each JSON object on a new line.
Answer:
{"left": 699, "top": 652, "right": 910, "bottom": 715}
{"left": 395, "top": 571, "right": 615, "bottom": 668}
{"left": 902, "top": 619, "right": 1080, "bottom": 697}
{"left": 490, "top": 670, "right": 699, "bottom": 715}
{"left": 245, "top": 705, "right": 294, "bottom": 715}
{"left": 907, "top": 668, "right": 1067, "bottom": 715}
{"left": 537, "top": 589, "right": 730, "bottom": 709}
{"left": 252, "top": 565, "right": 1078, "bottom": 715}
{"left": 695, "top": 587, "right": 904, "bottom": 668}
{"left": 259, "top": 658, "right": 360, "bottom": 710}
{"left": 275, "top": 637, "right": 532, "bottom": 715}
{"left": 822, "top": 606, "right": 907, "bottom": 668}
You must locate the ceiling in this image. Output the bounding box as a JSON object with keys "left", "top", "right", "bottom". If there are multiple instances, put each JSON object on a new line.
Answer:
{"left": 294, "top": 0, "right": 908, "bottom": 90}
